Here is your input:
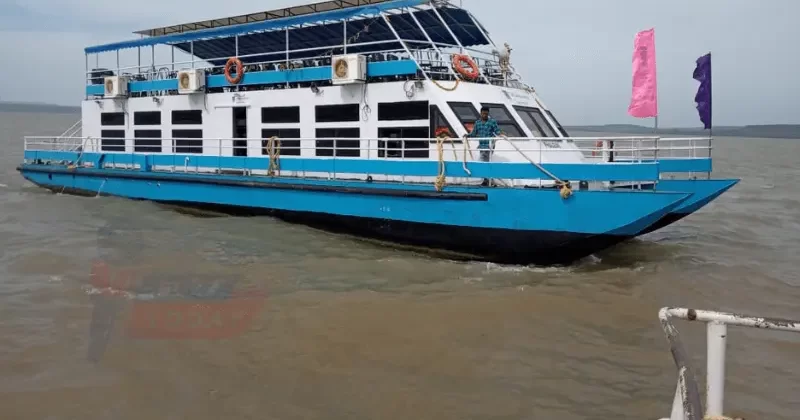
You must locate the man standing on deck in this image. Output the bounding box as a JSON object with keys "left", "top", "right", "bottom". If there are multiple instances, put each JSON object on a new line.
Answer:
{"left": 466, "top": 106, "right": 502, "bottom": 186}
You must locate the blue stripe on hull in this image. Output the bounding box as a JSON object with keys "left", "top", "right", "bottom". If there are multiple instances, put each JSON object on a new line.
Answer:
{"left": 24, "top": 151, "right": 662, "bottom": 182}
{"left": 18, "top": 165, "right": 689, "bottom": 237}
{"left": 633, "top": 178, "right": 739, "bottom": 235}
{"left": 655, "top": 179, "right": 739, "bottom": 214}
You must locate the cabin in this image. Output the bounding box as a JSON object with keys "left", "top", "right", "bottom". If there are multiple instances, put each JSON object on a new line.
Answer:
{"left": 79, "top": 0, "right": 583, "bottom": 178}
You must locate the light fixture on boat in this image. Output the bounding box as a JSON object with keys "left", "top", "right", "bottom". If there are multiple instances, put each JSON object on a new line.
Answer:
{"left": 151, "top": 96, "right": 162, "bottom": 105}
{"left": 310, "top": 83, "right": 321, "bottom": 95}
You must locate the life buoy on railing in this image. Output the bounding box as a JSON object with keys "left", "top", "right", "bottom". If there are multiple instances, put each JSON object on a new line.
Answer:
{"left": 452, "top": 54, "right": 480, "bottom": 80}
{"left": 224, "top": 57, "right": 244, "bottom": 84}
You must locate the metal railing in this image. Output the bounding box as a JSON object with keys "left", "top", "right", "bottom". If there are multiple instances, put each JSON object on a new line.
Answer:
{"left": 23, "top": 135, "right": 714, "bottom": 188}
{"left": 23, "top": 135, "right": 712, "bottom": 161}
{"left": 573, "top": 137, "right": 713, "bottom": 161}
{"left": 658, "top": 307, "right": 800, "bottom": 420}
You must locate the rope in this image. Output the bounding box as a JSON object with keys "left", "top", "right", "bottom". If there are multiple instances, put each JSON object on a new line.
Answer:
{"left": 431, "top": 78, "right": 460, "bottom": 92}
{"left": 434, "top": 135, "right": 448, "bottom": 192}
{"left": 265, "top": 136, "right": 280, "bottom": 177}
{"left": 434, "top": 134, "right": 473, "bottom": 191}
{"left": 497, "top": 136, "right": 573, "bottom": 199}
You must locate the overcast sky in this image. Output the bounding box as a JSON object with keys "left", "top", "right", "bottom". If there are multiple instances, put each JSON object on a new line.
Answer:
{"left": 1, "top": 0, "right": 797, "bottom": 127}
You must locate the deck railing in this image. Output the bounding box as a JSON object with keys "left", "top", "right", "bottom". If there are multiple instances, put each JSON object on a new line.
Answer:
{"left": 657, "top": 307, "right": 800, "bottom": 420}
{"left": 23, "top": 135, "right": 713, "bottom": 187}
{"left": 23, "top": 136, "right": 712, "bottom": 161}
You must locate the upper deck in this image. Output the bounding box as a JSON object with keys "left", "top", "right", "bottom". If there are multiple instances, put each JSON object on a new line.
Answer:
{"left": 83, "top": 0, "right": 529, "bottom": 99}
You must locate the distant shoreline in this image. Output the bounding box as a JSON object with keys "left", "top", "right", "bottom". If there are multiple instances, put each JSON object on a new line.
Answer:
{"left": 0, "top": 102, "right": 80, "bottom": 114}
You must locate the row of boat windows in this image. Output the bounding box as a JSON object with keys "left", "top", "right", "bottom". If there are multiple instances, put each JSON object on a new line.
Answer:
{"left": 98, "top": 127, "right": 430, "bottom": 158}
{"left": 97, "top": 101, "right": 568, "bottom": 157}
{"left": 99, "top": 102, "right": 432, "bottom": 126}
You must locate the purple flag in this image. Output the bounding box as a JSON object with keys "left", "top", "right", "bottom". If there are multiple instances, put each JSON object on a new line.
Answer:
{"left": 693, "top": 53, "right": 712, "bottom": 129}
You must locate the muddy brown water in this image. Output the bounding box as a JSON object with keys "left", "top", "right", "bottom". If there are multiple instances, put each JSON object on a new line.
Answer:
{"left": 2, "top": 111, "right": 799, "bottom": 419}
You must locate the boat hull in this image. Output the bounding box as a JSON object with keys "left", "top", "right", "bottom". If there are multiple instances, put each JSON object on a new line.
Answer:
{"left": 17, "top": 164, "right": 691, "bottom": 266}
{"left": 615, "top": 179, "right": 739, "bottom": 235}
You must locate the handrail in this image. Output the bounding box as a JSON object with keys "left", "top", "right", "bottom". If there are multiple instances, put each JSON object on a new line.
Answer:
{"left": 22, "top": 135, "right": 714, "bottom": 157}
{"left": 658, "top": 307, "right": 800, "bottom": 420}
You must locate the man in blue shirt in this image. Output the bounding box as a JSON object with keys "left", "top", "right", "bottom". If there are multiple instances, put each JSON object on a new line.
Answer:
{"left": 466, "top": 106, "right": 502, "bottom": 185}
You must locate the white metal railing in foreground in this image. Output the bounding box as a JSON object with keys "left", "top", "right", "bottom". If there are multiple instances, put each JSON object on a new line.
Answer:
{"left": 658, "top": 307, "right": 800, "bottom": 420}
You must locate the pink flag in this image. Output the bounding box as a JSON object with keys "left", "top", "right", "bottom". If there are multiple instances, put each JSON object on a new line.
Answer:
{"left": 628, "top": 28, "right": 658, "bottom": 118}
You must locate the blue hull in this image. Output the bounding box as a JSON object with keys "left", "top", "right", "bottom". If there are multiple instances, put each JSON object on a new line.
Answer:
{"left": 615, "top": 179, "right": 739, "bottom": 235}
{"left": 18, "top": 164, "right": 691, "bottom": 265}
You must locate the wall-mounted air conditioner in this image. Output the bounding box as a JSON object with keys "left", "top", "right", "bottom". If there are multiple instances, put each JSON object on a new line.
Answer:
{"left": 103, "top": 76, "right": 129, "bottom": 98}
{"left": 331, "top": 54, "right": 367, "bottom": 85}
{"left": 177, "top": 69, "right": 206, "bottom": 94}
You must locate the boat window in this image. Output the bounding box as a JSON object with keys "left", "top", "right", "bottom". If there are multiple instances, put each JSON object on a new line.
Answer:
{"left": 513, "top": 106, "right": 558, "bottom": 138}
{"left": 479, "top": 103, "right": 524, "bottom": 137}
{"left": 315, "top": 104, "right": 360, "bottom": 123}
{"left": 100, "top": 129, "right": 125, "bottom": 152}
{"left": 261, "top": 106, "right": 300, "bottom": 124}
{"left": 545, "top": 110, "right": 570, "bottom": 138}
{"left": 378, "top": 127, "right": 429, "bottom": 159}
{"left": 262, "top": 128, "right": 301, "bottom": 156}
{"left": 172, "top": 129, "right": 203, "bottom": 154}
{"left": 429, "top": 105, "right": 458, "bottom": 142}
{"left": 172, "top": 110, "right": 203, "bottom": 125}
{"left": 134, "top": 129, "right": 162, "bottom": 153}
{"left": 133, "top": 111, "right": 161, "bottom": 126}
{"left": 377, "top": 101, "right": 429, "bottom": 121}
{"left": 101, "top": 112, "right": 125, "bottom": 126}
{"left": 447, "top": 102, "right": 480, "bottom": 132}
{"left": 315, "top": 128, "right": 360, "bottom": 157}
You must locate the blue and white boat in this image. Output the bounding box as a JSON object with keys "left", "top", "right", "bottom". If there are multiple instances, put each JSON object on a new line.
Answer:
{"left": 17, "top": 0, "right": 738, "bottom": 265}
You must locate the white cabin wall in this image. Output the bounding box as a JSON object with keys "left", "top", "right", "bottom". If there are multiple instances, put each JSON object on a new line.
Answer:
{"left": 81, "top": 78, "right": 583, "bottom": 171}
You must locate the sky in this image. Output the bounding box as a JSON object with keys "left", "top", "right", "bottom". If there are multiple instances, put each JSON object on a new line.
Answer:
{"left": 0, "top": 0, "right": 797, "bottom": 127}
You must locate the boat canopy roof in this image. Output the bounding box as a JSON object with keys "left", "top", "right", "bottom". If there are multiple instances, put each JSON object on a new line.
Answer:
{"left": 84, "top": 0, "right": 492, "bottom": 64}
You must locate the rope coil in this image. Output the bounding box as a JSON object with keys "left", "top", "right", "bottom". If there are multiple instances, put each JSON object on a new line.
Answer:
{"left": 264, "top": 136, "right": 280, "bottom": 177}
{"left": 434, "top": 133, "right": 473, "bottom": 192}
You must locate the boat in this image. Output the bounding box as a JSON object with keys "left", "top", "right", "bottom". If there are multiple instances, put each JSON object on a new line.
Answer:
{"left": 17, "top": 0, "right": 737, "bottom": 265}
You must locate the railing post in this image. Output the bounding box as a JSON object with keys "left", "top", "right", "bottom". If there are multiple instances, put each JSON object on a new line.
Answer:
{"left": 706, "top": 321, "right": 727, "bottom": 417}
{"left": 669, "top": 380, "right": 686, "bottom": 420}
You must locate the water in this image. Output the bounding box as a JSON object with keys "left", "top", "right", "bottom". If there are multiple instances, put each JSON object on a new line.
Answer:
{"left": 2, "top": 111, "right": 799, "bottom": 419}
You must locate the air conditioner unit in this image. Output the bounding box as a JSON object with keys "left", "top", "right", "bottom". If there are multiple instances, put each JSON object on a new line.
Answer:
{"left": 331, "top": 54, "right": 367, "bottom": 85}
{"left": 103, "top": 76, "right": 129, "bottom": 98}
{"left": 177, "top": 69, "right": 206, "bottom": 94}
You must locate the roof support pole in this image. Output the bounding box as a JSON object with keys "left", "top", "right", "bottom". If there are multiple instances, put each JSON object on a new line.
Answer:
{"left": 190, "top": 41, "right": 195, "bottom": 69}
{"left": 429, "top": 6, "right": 490, "bottom": 84}
{"left": 285, "top": 28, "right": 290, "bottom": 88}
{"left": 85, "top": 53, "right": 88, "bottom": 100}
{"left": 407, "top": 6, "right": 458, "bottom": 81}
{"left": 137, "top": 47, "right": 141, "bottom": 74}
{"left": 380, "top": 12, "right": 431, "bottom": 83}
{"left": 171, "top": 46, "right": 175, "bottom": 72}
{"left": 343, "top": 19, "right": 347, "bottom": 54}
{"left": 116, "top": 50, "right": 120, "bottom": 75}
{"left": 464, "top": 10, "right": 563, "bottom": 137}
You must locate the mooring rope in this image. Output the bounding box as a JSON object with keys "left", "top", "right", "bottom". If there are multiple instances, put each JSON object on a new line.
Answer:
{"left": 497, "top": 135, "right": 573, "bottom": 199}
{"left": 265, "top": 136, "right": 281, "bottom": 177}
{"left": 434, "top": 134, "right": 474, "bottom": 192}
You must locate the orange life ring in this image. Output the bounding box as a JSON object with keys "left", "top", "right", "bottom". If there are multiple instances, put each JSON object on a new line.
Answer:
{"left": 452, "top": 54, "right": 479, "bottom": 80}
{"left": 224, "top": 57, "right": 244, "bottom": 84}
